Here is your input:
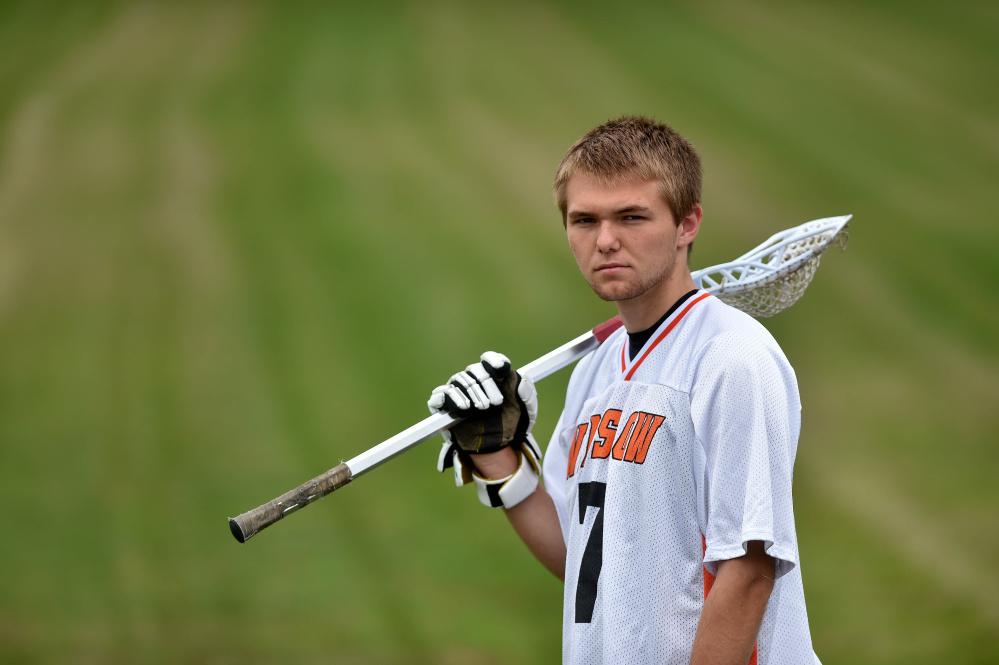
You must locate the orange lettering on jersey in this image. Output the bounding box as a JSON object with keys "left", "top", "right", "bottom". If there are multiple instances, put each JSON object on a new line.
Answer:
{"left": 625, "top": 414, "right": 666, "bottom": 464}
{"left": 611, "top": 412, "right": 639, "bottom": 460}
{"left": 590, "top": 409, "right": 621, "bottom": 459}
{"left": 579, "top": 414, "right": 601, "bottom": 468}
{"left": 566, "top": 423, "right": 588, "bottom": 478}
{"left": 622, "top": 413, "right": 653, "bottom": 463}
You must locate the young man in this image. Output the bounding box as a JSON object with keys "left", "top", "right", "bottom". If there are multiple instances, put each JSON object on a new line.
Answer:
{"left": 428, "top": 116, "right": 820, "bottom": 664}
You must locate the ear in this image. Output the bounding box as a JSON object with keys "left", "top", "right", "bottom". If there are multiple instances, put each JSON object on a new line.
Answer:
{"left": 677, "top": 203, "right": 702, "bottom": 249}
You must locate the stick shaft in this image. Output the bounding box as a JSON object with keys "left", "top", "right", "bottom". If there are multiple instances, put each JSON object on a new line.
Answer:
{"left": 228, "top": 318, "right": 622, "bottom": 542}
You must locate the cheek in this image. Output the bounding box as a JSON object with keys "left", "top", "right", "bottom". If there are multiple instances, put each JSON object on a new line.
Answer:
{"left": 566, "top": 232, "right": 587, "bottom": 261}
{"left": 647, "top": 228, "right": 677, "bottom": 252}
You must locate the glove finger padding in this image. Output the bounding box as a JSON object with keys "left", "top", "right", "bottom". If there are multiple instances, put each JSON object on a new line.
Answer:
{"left": 428, "top": 352, "right": 537, "bottom": 455}
{"left": 448, "top": 363, "right": 533, "bottom": 454}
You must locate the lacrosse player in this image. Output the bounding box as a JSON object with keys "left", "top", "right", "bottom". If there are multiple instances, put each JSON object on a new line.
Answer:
{"left": 429, "top": 116, "right": 820, "bottom": 665}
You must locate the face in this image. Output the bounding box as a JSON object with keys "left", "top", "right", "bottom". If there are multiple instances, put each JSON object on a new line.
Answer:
{"left": 565, "top": 173, "right": 697, "bottom": 310}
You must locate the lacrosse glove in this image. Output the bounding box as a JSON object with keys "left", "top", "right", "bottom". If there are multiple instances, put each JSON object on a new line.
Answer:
{"left": 428, "top": 351, "right": 541, "bottom": 509}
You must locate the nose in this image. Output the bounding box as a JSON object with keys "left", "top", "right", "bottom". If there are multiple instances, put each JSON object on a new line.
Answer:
{"left": 596, "top": 221, "right": 620, "bottom": 253}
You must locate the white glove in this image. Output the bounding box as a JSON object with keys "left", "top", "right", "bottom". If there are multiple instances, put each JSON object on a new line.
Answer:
{"left": 428, "top": 352, "right": 540, "bottom": 495}
{"left": 428, "top": 351, "right": 537, "bottom": 454}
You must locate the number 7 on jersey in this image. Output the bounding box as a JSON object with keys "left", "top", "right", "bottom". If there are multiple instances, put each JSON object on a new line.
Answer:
{"left": 575, "top": 481, "right": 607, "bottom": 623}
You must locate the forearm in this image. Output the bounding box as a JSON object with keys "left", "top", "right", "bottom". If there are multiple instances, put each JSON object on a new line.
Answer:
{"left": 472, "top": 448, "right": 567, "bottom": 580}
{"left": 689, "top": 541, "right": 775, "bottom": 665}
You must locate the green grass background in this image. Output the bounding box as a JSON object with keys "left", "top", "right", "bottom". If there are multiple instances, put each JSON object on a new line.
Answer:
{"left": 0, "top": 1, "right": 996, "bottom": 662}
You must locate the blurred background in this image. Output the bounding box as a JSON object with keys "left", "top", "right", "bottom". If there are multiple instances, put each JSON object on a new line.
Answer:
{"left": 1, "top": 1, "right": 996, "bottom": 663}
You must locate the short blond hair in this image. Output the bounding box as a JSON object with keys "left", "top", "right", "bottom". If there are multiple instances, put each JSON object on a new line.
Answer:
{"left": 554, "top": 116, "right": 701, "bottom": 227}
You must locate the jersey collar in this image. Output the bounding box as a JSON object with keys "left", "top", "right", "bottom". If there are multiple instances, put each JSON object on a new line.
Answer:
{"left": 619, "top": 290, "right": 712, "bottom": 381}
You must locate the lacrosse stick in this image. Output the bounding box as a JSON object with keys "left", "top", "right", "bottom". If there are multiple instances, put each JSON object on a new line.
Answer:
{"left": 692, "top": 215, "right": 851, "bottom": 316}
{"left": 229, "top": 215, "right": 850, "bottom": 543}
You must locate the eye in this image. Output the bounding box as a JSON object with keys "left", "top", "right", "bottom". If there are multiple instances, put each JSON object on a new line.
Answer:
{"left": 571, "top": 216, "right": 596, "bottom": 225}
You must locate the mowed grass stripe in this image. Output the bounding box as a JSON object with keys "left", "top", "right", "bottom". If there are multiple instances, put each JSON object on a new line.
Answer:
{"left": 690, "top": 0, "right": 999, "bottom": 350}
{"left": 804, "top": 450, "right": 999, "bottom": 623}
{"left": 0, "top": 1, "right": 996, "bottom": 663}
{"left": 0, "top": 2, "right": 353, "bottom": 660}
{"left": 206, "top": 6, "right": 566, "bottom": 661}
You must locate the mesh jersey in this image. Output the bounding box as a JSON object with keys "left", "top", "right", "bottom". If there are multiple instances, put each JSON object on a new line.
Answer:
{"left": 542, "top": 292, "right": 820, "bottom": 665}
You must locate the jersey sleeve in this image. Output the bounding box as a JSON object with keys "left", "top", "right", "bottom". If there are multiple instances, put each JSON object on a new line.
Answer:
{"left": 689, "top": 329, "right": 802, "bottom": 579}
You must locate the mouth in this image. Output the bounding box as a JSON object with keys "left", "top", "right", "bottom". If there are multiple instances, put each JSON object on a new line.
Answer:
{"left": 595, "top": 263, "right": 628, "bottom": 275}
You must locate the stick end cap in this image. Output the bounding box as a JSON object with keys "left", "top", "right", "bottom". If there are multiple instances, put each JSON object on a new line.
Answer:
{"left": 229, "top": 518, "right": 246, "bottom": 543}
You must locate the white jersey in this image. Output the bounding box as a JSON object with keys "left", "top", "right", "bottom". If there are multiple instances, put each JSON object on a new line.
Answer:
{"left": 543, "top": 291, "right": 820, "bottom": 665}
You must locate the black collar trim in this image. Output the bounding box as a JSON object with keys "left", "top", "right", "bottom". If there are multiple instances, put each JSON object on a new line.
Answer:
{"left": 627, "top": 289, "right": 700, "bottom": 361}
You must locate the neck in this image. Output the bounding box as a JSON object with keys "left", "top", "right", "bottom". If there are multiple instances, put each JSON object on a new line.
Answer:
{"left": 616, "top": 268, "right": 697, "bottom": 332}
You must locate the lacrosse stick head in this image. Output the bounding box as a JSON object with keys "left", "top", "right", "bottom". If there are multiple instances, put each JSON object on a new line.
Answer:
{"left": 691, "top": 215, "right": 851, "bottom": 318}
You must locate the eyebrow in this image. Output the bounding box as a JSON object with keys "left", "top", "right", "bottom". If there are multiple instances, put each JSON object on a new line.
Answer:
{"left": 567, "top": 204, "right": 652, "bottom": 220}
{"left": 615, "top": 205, "right": 652, "bottom": 215}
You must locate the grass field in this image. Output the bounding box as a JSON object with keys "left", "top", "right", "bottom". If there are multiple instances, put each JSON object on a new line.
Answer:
{"left": 0, "top": 1, "right": 996, "bottom": 663}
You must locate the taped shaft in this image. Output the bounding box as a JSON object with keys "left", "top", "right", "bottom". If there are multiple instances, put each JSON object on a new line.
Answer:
{"left": 229, "top": 463, "right": 353, "bottom": 542}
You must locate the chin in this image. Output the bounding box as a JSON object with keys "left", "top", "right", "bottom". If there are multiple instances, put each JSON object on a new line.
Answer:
{"left": 590, "top": 283, "right": 636, "bottom": 302}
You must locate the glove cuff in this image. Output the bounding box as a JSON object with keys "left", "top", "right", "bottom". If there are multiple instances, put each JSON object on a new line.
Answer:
{"left": 437, "top": 442, "right": 474, "bottom": 487}
{"left": 472, "top": 443, "right": 540, "bottom": 509}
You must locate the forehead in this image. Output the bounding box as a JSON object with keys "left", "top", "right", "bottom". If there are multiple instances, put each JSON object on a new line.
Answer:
{"left": 564, "top": 172, "right": 665, "bottom": 213}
